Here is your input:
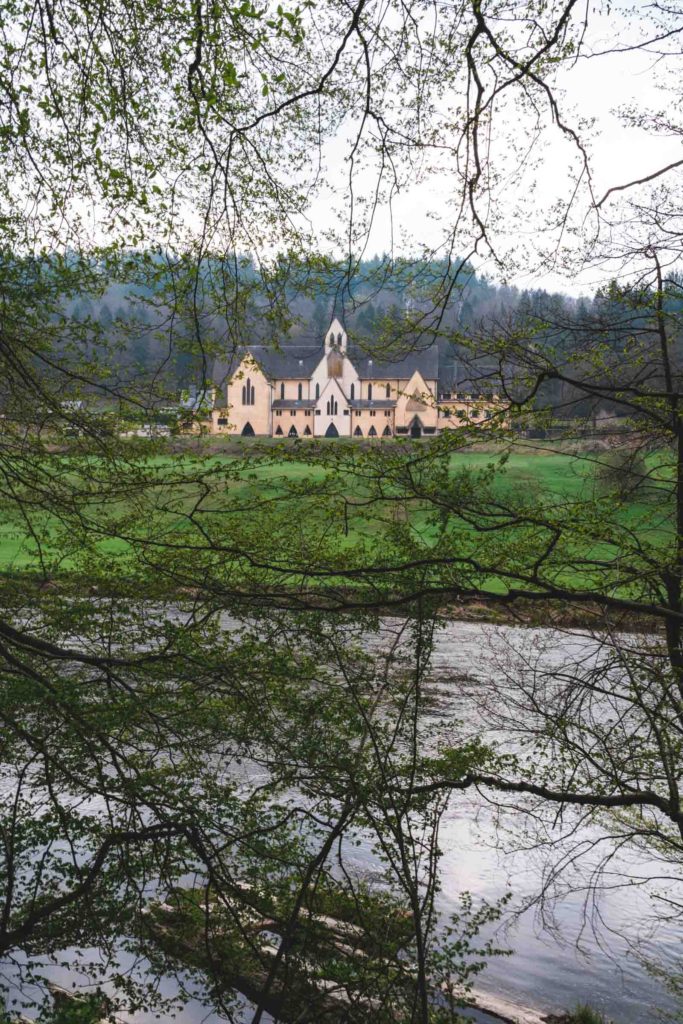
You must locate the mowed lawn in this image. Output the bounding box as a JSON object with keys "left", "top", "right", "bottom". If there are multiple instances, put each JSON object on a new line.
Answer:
{"left": 0, "top": 445, "right": 670, "bottom": 579}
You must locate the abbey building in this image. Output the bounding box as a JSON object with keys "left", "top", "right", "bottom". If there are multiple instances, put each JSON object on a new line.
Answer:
{"left": 208, "top": 319, "right": 500, "bottom": 438}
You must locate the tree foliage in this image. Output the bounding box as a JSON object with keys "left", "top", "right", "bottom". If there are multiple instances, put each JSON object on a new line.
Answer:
{"left": 0, "top": 0, "right": 683, "bottom": 1020}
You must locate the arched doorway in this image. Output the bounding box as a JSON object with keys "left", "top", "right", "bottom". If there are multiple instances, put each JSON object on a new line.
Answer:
{"left": 288, "top": 425, "right": 298, "bottom": 437}
{"left": 325, "top": 422, "right": 339, "bottom": 438}
{"left": 368, "top": 425, "right": 377, "bottom": 437}
{"left": 382, "top": 425, "right": 392, "bottom": 437}
{"left": 353, "top": 425, "right": 362, "bottom": 436}
{"left": 275, "top": 425, "right": 283, "bottom": 436}
{"left": 409, "top": 416, "right": 423, "bottom": 438}
{"left": 241, "top": 422, "right": 255, "bottom": 436}
{"left": 304, "top": 425, "right": 312, "bottom": 436}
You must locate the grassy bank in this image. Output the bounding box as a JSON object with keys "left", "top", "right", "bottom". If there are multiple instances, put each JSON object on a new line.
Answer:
{"left": 0, "top": 442, "right": 670, "bottom": 602}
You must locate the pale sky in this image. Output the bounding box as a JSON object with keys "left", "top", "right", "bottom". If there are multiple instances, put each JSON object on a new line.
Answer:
{"left": 303, "top": 1, "right": 683, "bottom": 297}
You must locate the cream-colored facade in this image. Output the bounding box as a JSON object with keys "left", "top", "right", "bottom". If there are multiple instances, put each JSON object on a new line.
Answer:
{"left": 209, "top": 319, "right": 503, "bottom": 438}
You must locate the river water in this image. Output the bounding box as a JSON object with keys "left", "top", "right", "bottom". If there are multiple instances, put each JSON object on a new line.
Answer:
{"left": 409, "top": 621, "right": 681, "bottom": 1023}
{"left": 156, "top": 618, "right": 681, "bottom": 1022}
{"left": 6, "top": 617, "right": 681, "bottom": 1023}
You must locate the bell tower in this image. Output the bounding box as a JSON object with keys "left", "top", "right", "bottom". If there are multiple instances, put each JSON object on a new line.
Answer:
{"left": 324, "top": 318, "right": 347, "bottom": 354}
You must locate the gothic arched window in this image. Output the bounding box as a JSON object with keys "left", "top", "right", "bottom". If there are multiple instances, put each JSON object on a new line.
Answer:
{"left": 280, "top": 382, "right": 285, "bottom": 400}
{"left": 350, "top": 383, "right": 355, "bottom": 400}
{"left": 297, "top": 383, "right": 302, "bottom": 400}
{"left": 385, "top": 384, "right": 390, "bottom": 398}
{"left": 368, "top": 384, "right": 373, "bottom": 400}
{"left": 315, "top": 383, "right": 320, "bottom": 400}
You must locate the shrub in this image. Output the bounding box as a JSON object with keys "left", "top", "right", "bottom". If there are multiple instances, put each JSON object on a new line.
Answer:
{"left": 594, "top": 446, "right": 652, "bottom": 500}
{"left": 570, "top": 1004, "right": 608, "bottom": 1024}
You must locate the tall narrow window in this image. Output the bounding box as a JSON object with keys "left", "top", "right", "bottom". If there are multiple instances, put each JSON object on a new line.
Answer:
{"left": 315, "top": 383, "right": 320, "bottom": 400}
{"left": 350, "top": 383, "right": 355, "bottom": 400}
{"left": 385, "top": 384, "right": 390, "bottom": 398}
{"left": 280, "top": 383, "right": 285, "bottom": 400}
{"left": 368, "top": 384, "right": 373, "bottom": 400}
{"left": 243, "top": 379, "right": 255, "bottom": 405}
{"left": 297, "top": 383, "right": 302, "bottom": 400}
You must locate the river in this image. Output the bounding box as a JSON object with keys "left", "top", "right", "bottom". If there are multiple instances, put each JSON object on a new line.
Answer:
{"left": 134, "top": 618, "right": 683, "bottom": 1022}
{"left": 5, "top": 617, "right": 681, "bottom": 1023}
{"left": 416, "top": 621, "right": 680, "bottom": 1023}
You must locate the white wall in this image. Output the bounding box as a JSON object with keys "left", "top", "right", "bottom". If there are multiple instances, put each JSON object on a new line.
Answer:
{"left": 310, "top": 352, "right": 359, "bottom": 402}
{"left": 315, "top": 377, "right": 351, "bottom": 436}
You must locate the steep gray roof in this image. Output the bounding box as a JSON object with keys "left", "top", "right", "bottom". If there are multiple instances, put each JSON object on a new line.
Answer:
{"left": 212, "top": 346, "right": 321, "bottom": 384}
{"left": 349, "top": 344, "right": 439, "bottom": 381}
{"left": 211, "top": 340, "right": 440, "bottom": 384}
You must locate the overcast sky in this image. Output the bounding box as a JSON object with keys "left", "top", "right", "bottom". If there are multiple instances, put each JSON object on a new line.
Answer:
{"left": 304, "top": 2, "right": 683, "bottom": 297}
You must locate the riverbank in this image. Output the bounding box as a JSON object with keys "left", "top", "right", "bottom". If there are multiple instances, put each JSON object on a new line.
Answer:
{"left": 467, "top": 987, "right": 563, "bottom": 1024}
{"left": 465, "top": 986, "right": 616, "bottom": 1024}
{"left": 0, "top": 570, "right": 663, "bottom": 635}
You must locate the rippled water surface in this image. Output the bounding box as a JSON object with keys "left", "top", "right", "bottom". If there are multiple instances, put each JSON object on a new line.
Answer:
{"left": 416, "top": 621, "right": 680, "bottom": 1023}
{"left": 8, "top": 617, "right": 681, "bottom": 1023}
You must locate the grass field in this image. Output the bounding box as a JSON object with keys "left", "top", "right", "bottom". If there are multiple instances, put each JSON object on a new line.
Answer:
{"left": 0, "top": 444, "right": 670, "bottom": 587}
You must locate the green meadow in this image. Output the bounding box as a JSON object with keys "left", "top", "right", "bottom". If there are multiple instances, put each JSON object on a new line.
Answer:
{"left": 0, "top": 444, "right": 671, "bottom": 593}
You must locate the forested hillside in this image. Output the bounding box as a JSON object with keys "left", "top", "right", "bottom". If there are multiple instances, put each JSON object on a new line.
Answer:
{"left": 65, "top": 255, "right": 583, "bottom": 390}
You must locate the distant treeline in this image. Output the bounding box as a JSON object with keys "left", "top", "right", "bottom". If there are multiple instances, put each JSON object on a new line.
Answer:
{"left": 27, "top": 252, "right": 682, "bottom": 425}
{"left": 64, "top": 254, "right": 589, "bottom": 390}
